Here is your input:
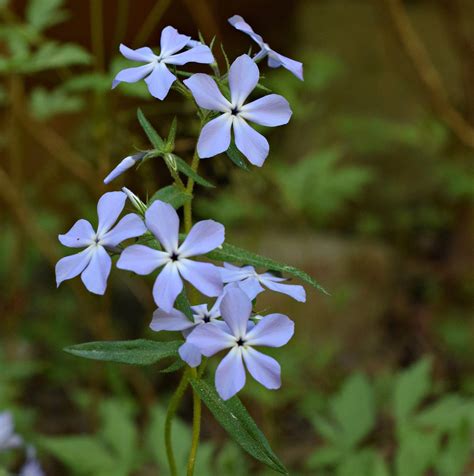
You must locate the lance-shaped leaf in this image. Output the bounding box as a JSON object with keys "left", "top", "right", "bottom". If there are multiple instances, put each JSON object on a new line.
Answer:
{"left": 64, "top": 339, "right": 181, "bottom": 365}
{"left": 166, "top": 116, "right": 178, "bottom": 151}
{"left": 206, "top": 242, "right": 328, "bottom": 294}
{"left": 226, "top": 142, "right": 250, "bottom": 171}
{"left": 190, "top": 378, "right": 288, "bottom": 475}
{"left": 148, "top": 185, "right": 192, "bottom": 209}
{"left": 172, "top": 154, "right": 215, "bottom": 188}
{"left": 137, "top": 108, "right": 165, "bottom": 151}
{"left": 175, "top": 289, "right": 193, "bottom": 321}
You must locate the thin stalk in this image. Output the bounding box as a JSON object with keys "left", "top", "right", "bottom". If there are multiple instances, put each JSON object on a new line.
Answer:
{"left": 165, "top": 368, "right": 191, "bottom": 476}
{"left": 186, "top": 368, "right": 201, "bottom": 476}
{"left": 183, "top": 150, "right": 200, "bottom": 233}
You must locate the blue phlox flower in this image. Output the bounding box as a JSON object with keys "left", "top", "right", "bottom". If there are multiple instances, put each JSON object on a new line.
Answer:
{"left": 220, "top": 262, "right": 306, "bottom": 302}
{"left": 104, "top": 152, "right": 147, "bottom": 184}
{"left": 185, "top": 287, "right": 295, "bottom": 400}
{"left": 228, "top": 15, "right": 303, "bottom": 80}
{"left": 20, "top": 447, "right": 44, "bottom": 476}
{"left": 56, "top": 191, "right": 147, "bottom": 295}
{"left": 117, "top": 200, "right": 225, "bottom": 311}
{"left": 0, "top": 411, "right": 22, "bottom": 451}
{"left": 183, "top": 54, "right": 292, "bottom": 166}
{"left": 112, "top": 26, "right": 214, "bottom": 100}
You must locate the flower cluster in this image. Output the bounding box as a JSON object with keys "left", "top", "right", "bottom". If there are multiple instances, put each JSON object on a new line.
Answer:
{"left": 0, "top": 411, "right": 44, "bottom": 476}
{"left": 56, "top": 16, "right": 306, "bottom": 401}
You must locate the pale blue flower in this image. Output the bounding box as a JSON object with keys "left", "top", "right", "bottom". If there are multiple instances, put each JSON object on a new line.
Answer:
{"left": 56, "top": 191, "right": 147, "bottom": 295}
{"left": 186, "top": 287, "right": 294, "bottom": 400}
{"left": 112, "top": 26, "right": 214, "bottom": 100}
{"left": 20, "top": 447, "right": 44, "bottom": 476}
{"left": 0, "top": 411, "right": 22, "bottom": 451}
{"left": 221, "top": 262, "right": 306, "bottom": 302}
{"left": 117, "top": 200, "right": 224, "bottom": 311}
{"left": 184, "top": 54, "right": 292, "bottom": 166}
{"left": 228, "top": 15, "right": 303, "bottom": 80}
{"left": 104, "top": 152, "right": 146, "bottom": 184}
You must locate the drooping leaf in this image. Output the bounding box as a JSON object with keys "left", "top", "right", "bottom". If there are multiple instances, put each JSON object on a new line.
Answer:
{"left": 172, "top": 154, "right": 215, "bottom": 188}
{"left": 226, "top": 142, "right": 250, "bottom": 171}
{"left": 148, "top": 185, "right": 192, "bottom": 209}
{"left": 64, "top": 339, "right": 181, "bottom": 365}
{"left": 190, "top": 378, "right": 288, "bottom": 475}
{"left": 26, "top": 0, "right": 68, "bottom": 31}
{"left": 394, "top": 358, "right": 432, "bottom": 422}
{"left": 137, "top": 108, "right": 165, "bottom": 150}
{"left": 206, "top": 242, "right": 328, "bottom": 294}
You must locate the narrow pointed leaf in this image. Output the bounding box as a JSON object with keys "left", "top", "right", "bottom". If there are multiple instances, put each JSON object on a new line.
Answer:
{"left": 160, "top": 359, "right": 186, "bottom": 373}
{"left": 137, "top": 108, "right": 165, "bottom": 150}
{"left": 190, "top": 379, "right": 288, "bottom": 475}
{"left": 64, "top": 339, "right": 181, "bottom": 365}
{"left": 226, "top": 142, "right": 250, "bottom": 171}
{"left": 166, "top": 116, "right": 178, "bottom": 151}
{"left": 148, "top": 185, "right": 192, "bottom": 209}
{"left": 175, "top": 289, "right": 193, "bottom": 320}
{"left": 206, "top": 242, "right": 328, "bottom": 294}
{"left": 172, "top": 154, "right": 215, "bottom": 188}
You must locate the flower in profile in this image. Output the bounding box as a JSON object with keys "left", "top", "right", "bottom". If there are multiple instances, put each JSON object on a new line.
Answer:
{"left": 104, "top": 152, "right": 146, "bottom": 184}
{"left": 185, "top": 287, "right": 294, "bottom": 400}
{"left": 221, "top": 262, "right": 306, "bottom": 302}
{"left": 228, "top": 15, "right": 303, "bottom": 80}
{"left": 0, "top": 411, "right": 22, "bottom": 451}
{"left": 117, "top": 200, "right": 224, "bottom": 311}
{"left": 20, "top": 447, "right": 44, "bottom": 476}
{"left": 112, "top": 26, "right": 214, "bottom": 100}
{"left": 56, "top": 191, "right": 146, "bottom": 295}
{"left": 184, "top": 54, "right": 292, "bottom": 166}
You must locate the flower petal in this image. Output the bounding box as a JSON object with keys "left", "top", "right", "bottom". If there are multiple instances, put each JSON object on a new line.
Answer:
{"left": 55, "top": 247, "right": 93, "bottom": 287}
{"left": 215, "top": 347, "right": 246, "bottom": 400}
{"left": 80, "top": 245, "right": 111, "bottom": 295}
{"left": 179, "top": 342, "right": 202, "bottom": 368}
{"left": 160, "top": 25, "right": 190, "bottom": 57}
{"left": 144, "top": 63, "right": 176, "bottom": 100}
{"left": 197, "top": 114, "right": 233, "bottom": 158}
{"left": 152, "top": 263, "right": 183, "bottom": 311}
{"left": 119, "top": 43, "right": 155, "bottom": 62}
{"left": 245, "top": 313, "right": 294, "bottom": 347}
{"left": 165, "top": 44, "right": 214, "bottom": 65}
{"left": 219, "top": 287, "right": 251, "bottom": 338}
{"left": 103, "top": 153, "right": 145, "bottom": 184}
{"left": 186, "top": 322, "right": 234, "bottom": 356}
{"left": 145, "top": 200, "right": 179, "bottom": 253}
{"left": 242, "top": 347, "right": 281, "bottom": 389}
{"left": 237, "top": 277, "right": 264, "bottom": 300}
{"left": 58, "top": 219, "right": 95, "bottom": 248}
{"left": 178, "top": 259, "right": 223, "bottom": 297}
{"left": 112, "top": 63, "right": 154, "bottom": 88}
{"left": 183, "top": 74, "right": 231, "bottom": 112}
{"left": 220, "top": 262, "right": 254, "bottom": 282}
{"left": 101, "top": 214, "right": 146, "bottom": 247}
{"left": 268, "top": 51, "right": 304, "bottom": 81}
{"left": 150, "top": 308, "right": 195, "bottom": 332}
{"left": 97, "top": 191, "right": 127, "bottom": 235}
{"left": 228, "top": 15, "right": 264, "bottom": 46}
{"left": 233, "top": 117, "right": 269, "bottom": 166}
{"left": 179, "top": 220, "right": 225, "bottom": 258}
{"left": 229, "top": 54, "right": 259, "bottom": 107}
{"left": 116, "top": 245, "right": 169, "bottom": 275}
{"left": 260, "top": 277, "right": 306, "bottom": 302}
{"left": 240, "top": 94, "right": 292, "bottom": 127}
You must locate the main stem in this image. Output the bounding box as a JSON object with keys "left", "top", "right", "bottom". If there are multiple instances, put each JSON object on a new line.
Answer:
{"left": 165, "top": 368, "right": 190, "bottom": 476}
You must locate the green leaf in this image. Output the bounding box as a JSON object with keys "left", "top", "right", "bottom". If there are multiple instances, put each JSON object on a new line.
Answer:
{"left": 190, "top": 379, "right": 288, "bottom": 475}
{"left": 160, "top": 359, "right": 186, "bottom": 373}
{"left": 23, "top": 42, "right": 90, "bottom": 72}
{"left": 64, "top": 339, "right": 181, "bottom": 365}
{"left": 307, "top": 446, "right": 342, "bottom": 468}
{"left": 226, "top": 142, "right": 250, "bottom": 171}
{"left": 29, "top": 86, "right": 83, "bottom": 120}
{"left": 166, "top": 116, "right": 177, "bottom": 151}
{"left": 331, "top": 373, "right": 375, "bottom": 449}
{"left": 175, "top": 290, "right": 193, "bottom": 320}
{"left": 435, "top": 421, "right": 471, "bottom": 476}
{"left": 206, "top": 242, "right": 328, "bottom": 294}
{"left": 148, "top": 185, "right": 192, "bottom": 209}
{"left": 311, "top": 415, "right": 339, "bottom": 443}
{"left": 26, "top": 0, "right": 68, "bottom": 31}
{"left": 394, "top": 358, "right": 432, "bottom": 422}
{"left": 137, "top": 108, "right": 165, "bottom": 150}
{"left": 172, "top": 154, "right": 215, "bottom": 188}
{"left": 40, "top": 436, "right": 116, "bottom": 473}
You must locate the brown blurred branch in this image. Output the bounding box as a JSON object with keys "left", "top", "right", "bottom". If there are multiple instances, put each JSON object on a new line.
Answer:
{"left": 383, "top": 0, "right": 474, "bottom": 149}
{"left": 132, "top": 0, "right": 172, "bottom": 47}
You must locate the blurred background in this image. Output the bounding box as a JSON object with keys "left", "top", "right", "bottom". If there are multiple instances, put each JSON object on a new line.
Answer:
{"left": 0, "top": 0, "right": 473, "bottom": 474}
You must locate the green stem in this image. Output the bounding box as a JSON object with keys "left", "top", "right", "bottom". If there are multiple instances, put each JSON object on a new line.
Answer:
{"left": 186, "top": 368, "right": 201, "bottom": 476}
{"left": 165, "top": 368, "right": 190, "bottom": 476}
{"left": 183, "top": 150, "right": 200, "bottom": 233}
